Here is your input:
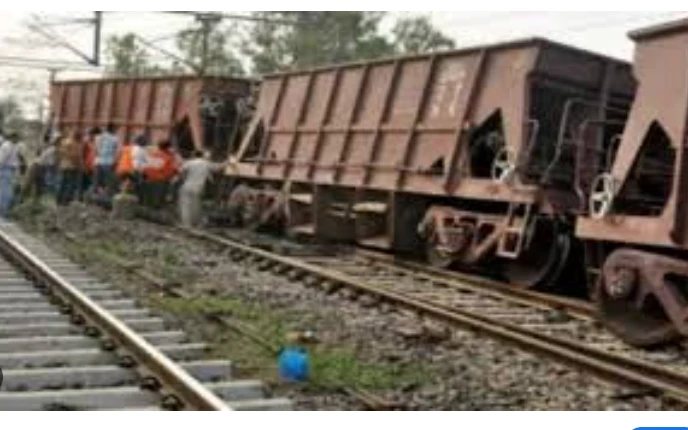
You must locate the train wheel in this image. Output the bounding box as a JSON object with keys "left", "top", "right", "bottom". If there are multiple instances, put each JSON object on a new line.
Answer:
{"left": 502, "top": 218, "right": 570, "bottom": 289}
{"left": 596, "top": 254, "right": 680, "bottom": 348}
{"left": 395, "top": 204, "right": 428, "bottom": 257}
{"left": 425, "top": 238, "right": 456, "bottom": 269}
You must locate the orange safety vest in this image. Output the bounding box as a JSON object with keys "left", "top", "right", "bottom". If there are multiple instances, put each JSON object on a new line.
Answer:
{"left": 144, "top": 148, "right": 178, "bottom": 182}
{"left": 116, "top": 145, "right": 135, "bottom": 177}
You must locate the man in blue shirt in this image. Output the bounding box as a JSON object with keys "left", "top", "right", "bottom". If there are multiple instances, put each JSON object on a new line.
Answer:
{"left": 93, "top": 123, "right": 120, "bottom": 201}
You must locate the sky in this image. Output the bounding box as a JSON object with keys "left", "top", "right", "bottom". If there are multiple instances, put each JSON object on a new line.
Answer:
{"left": 1, "top": 11, "right": 687, "bottom": 119}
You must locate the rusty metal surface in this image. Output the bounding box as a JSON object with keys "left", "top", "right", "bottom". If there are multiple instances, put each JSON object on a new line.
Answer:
{"left": 231, "top": 38, "right": 633, "bottom": 208}
{"left": 50, "top": 75, "right": 253, "bottom": 158}
{"left": 417, "top": 205, "right": 506, "bottom": 265}
{"left": 597, "top": 248, "right": 688, "bottom": 346}
{"left": 629, "top": 17, "right": 688, "bottom": 41}
{"left": 576, "top": 20, "right": 688, "bottom": 249}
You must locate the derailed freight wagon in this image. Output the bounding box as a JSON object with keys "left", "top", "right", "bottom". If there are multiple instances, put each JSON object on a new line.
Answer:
{"left": 49, "top": 75, "right": 256, "bottom": 159}
{"left": 226, "top": 38, "right": 635, "bottom": 289}
{"left": 577, "top": 18, "right": 688, "bottom": 347}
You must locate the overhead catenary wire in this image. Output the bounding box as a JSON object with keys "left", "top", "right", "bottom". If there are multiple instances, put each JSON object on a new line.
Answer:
{"left": 0, "top": 55, "right": 102, "bottom": 71}
{"left": 133, "top": 35, "right": 200, "bottom": 73}
{"left": 37, "top": 17, "right": 97, "bottom": 27}
{"left": 25, "top": 13, "right": 102, "bottom": 66}
{"left": 161, "top": 11, "right": 298, "bottom": 26}
{"left": 147, "top": 32, "right": 182, "bottom": 44}
{"left": 19, "top": 12, "right": 268, "bottom": 75}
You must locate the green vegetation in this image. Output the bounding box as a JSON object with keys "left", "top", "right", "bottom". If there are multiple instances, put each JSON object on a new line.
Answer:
{"left": 14, "top": 205, "right": 430, "bottom": 395}
{"left": 310, "top": 347, "right": 427, "bottom": 391}
{"left": 152, "top": 295, "right": 288, "bottom": 348}
{"left": 97, "top": 239, "right": 128, "bottom": 257}
{"left": 0, "top": 96, "right": 26, "bottom": 133}
{"left": 105, "top": 13, "right": 455, "bottom": 77}
{"left": 105, "top": 34, "right": 166, "bottom": 77}
{"left": 11, "top": 200, "right": 48, "bottom": 229}
{"left": 160, "top": 250, "right": 181, "bottom": 268}
{"left": 151, "top": 295, "right": 429, "bottom": 391}
{"left": 391, "top": 16, "right": 455, "bottom": 55}
{"left": 246, "top": 12, "right": 456, "bottom": 74}
{"left": 176, "top": 21, "right": 245, "bottom": 76}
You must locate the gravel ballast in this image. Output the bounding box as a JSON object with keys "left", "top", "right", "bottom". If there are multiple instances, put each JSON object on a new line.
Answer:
{"left": 13, "top": 201, "right": 677, "bottom": 411}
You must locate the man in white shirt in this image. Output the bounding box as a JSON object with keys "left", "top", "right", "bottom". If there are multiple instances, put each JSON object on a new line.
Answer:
{"left": 127, "top": 133, "right": 148, "bottom": 200}
{"left": 177, "top": 150, "right": 228, "bottom": 227}
{"left": 132, "top": 134, "right": 148, "bottom": 173}
{"left": 0, "top": 132, "right": 22, "bottom": 217}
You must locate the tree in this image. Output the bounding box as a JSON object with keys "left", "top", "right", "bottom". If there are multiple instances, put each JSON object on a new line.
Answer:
{"left": 245, "top": 17, "right": 288, "bottom": 75}
{"left": 105, "top": 33, "right": 160, "bottom": 77}
{"left": 243, "top": 12, "right": 395, "bottom": 74}
{"left": 392, "top": 16, "right": 455, "bottom": 55}
{"left": 175, "top": 20, "right": 245, "bottom": 76}
{"left": 104, "top": 21, "right": 246, "bottom": 78}
{"left": 0, "top": 97, "right": 24, "bottom": 133}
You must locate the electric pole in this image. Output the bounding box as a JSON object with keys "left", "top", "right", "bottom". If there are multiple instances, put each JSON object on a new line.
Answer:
{"left": 195, "top": 13, "right": 222, "bottom": 76}
{"left": 93, "top": 11, "right": 103, "bottom": 66}
{"left": 24, "top": 12, "right": 103, "bottom": 67}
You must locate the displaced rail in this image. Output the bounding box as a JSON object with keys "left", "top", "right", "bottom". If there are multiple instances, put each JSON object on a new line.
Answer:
{"left": 176, "top": 226, "right": 688, "bottom": 406}
{"left": 0, "top": 222, "right": 291, "bottom": 411}
{"left": 356, "top": 248, "right": 595, "bottom": 319}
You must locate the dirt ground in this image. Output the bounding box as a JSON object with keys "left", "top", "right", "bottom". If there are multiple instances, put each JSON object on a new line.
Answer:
{"left": 12, "top": 200, "right": 678, "bottom": 411}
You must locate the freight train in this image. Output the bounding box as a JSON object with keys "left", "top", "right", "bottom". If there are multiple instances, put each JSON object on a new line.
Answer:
{"left": 49, "top": 75, "right": 256, "bottom": 160}
{"left": 49, "top": 17, "right": 688, "bottom": 348}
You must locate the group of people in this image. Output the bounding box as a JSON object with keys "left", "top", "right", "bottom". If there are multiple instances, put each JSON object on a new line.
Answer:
{"left": 13, "top": 123, "right": 231, "bottom": 227}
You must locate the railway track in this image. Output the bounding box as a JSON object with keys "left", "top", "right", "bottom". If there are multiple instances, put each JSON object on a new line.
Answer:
{"left": 0, "top": 221, "right": 292, "bottom": 411}
{"left": 175, "top": 226, "right": 688, "bottom": 406}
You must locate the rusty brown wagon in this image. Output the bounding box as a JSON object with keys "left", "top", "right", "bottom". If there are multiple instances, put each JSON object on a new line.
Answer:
{"left": 49, "top": 75, "right": 255, "bottom": 159}
{"left": 226, "top": 37, "right": 635, "bottom": 291}
{"left": 576, "top": 17, "right": 688, "bottom": 347}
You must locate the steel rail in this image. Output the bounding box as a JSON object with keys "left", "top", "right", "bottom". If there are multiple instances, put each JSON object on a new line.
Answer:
{"left": 354, "top": 248, "right": 595, "bottom": 318}
{"left": 178, "top": 226, "right": 688, "bottom": 405}
{"left": 0, "top": 226, "right": 230, "bottom": 411}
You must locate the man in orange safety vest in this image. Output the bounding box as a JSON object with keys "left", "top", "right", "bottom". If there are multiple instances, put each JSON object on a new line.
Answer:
{"left": 143, "top": 139, "right": 178, "bottom": 208}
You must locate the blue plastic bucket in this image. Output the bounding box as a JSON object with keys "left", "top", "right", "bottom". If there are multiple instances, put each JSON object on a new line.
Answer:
{"left": 278, "top": 347, "right": 309, "bottom": 382}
